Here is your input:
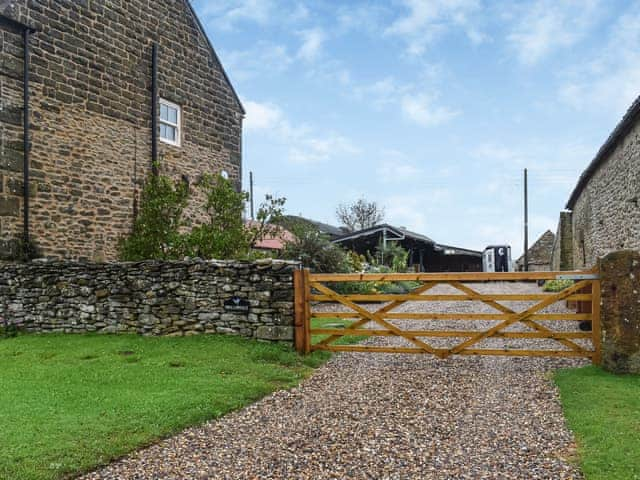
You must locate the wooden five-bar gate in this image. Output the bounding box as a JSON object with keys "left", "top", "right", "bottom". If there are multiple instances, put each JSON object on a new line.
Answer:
{"left": 293, "top": 269, "right": 601, "bottom": 364}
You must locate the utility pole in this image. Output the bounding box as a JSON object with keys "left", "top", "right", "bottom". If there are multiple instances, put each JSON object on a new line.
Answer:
{"left": 249, "top": 171, "right": 255, "bottom": 220}
{"left": 524, "top": 168, "right": 529, "bottom": 272}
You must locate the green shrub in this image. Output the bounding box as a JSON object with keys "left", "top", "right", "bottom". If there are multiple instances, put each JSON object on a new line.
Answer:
{"left": 184, "top": 174, "right": 250, "bottom": 259}
{"left": 119, "top": 173, "right": 285, "bottom": 261}
{"left": 281, "top": 223, "right": 351, "bottom": 273}
{"left": 368, "top": 243, "right": 410, "bottom": 272}
{"left": 118, "top": 173, "right": 189, "bottom": 261}
{"left": 543, "top": 279, "right": 574, "bottom": 292}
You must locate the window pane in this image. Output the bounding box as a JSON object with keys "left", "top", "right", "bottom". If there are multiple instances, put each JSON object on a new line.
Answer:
{"left": 168, "top": 107, "right": 178, "bottom": 124}
{"left": 160, "top": 123, "right": 167, "bottom": 139}
{"left": 167, "top": 125, "right": 176, "bottom": 141}
{"left": 160, "top": 104, "right": 168, "bottom": 121}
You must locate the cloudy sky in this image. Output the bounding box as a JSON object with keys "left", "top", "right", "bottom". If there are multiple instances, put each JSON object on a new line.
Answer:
{"left": 191, "top": 0, "right": 640, "bottom": 256}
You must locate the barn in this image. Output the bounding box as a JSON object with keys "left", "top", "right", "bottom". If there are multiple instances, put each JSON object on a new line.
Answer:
{"left": 332, "top": 224, "right": 482, "bottom": 272}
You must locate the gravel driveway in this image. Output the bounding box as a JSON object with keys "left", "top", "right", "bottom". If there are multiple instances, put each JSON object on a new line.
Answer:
{"left": 82, "top": 282, "right": 587, "bottom": 479}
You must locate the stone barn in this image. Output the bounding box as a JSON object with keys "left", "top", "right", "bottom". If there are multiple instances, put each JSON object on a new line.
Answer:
{"left": 332, "top": 224, "right": 483, "bottom": 272}
{"left": 516, "top": 230, "right": 555, "bottom": 271}
{"left": 551, "top": 94, "right": 640, "bottom": 270}
{"left": 0, "top": 1, "right": 243, "bottom": 261}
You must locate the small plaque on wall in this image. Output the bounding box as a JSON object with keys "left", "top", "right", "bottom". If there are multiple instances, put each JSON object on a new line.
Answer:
{"left": 224, "top": 296, "right": 250, "bottom": 312}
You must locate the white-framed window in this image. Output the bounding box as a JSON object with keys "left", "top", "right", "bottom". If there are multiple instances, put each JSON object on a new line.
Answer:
{"left": 159, "top": 98, "right": 181, "bottom": 146}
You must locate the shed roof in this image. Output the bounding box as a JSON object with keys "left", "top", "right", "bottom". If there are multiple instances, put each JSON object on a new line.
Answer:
{"left": 435, "top": 244, "right": 483, "bottom": 257}
{"left": 279, "top": 215, "right": 346, "bottom": 238}
{"left": 332, "top": 224, "right": 435, "bottom": 244}
{"left": 566, "top": 94, "right": 640, "bottom": 209}
{"left": 332, "top": 224, "right": 482, "bottom": 257}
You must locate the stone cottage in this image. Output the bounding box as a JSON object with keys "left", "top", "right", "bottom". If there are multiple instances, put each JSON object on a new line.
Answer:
{"left": 515, "top": 230, "right": 554, "bottom": 271}
{"left": 551, "top": 94, "right": 640, "bottom": 270}
{"left": 0, "top": 0, "right": 243, "bottom": 261}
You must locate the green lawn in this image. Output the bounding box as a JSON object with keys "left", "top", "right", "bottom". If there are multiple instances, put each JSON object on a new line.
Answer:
{"left": 555, "top": 366, "right": 640, "bottom": 480}
{"left": 310, "top": 317, "right": 368, "bottom": 346}
{"left": 0, "top": 334, "right": 328, "bottom": 480}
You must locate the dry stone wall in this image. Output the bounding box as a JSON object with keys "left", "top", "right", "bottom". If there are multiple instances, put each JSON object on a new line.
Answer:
{"left": 0, "top": 259, "right": 297, "bottom": 342}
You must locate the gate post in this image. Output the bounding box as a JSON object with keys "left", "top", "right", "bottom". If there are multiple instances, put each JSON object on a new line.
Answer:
{"left": 599, "top": 250, "right": 640, "bottom": 374}
{"left": 293, "top": 269, "right": 310, "bottom": 354}
{"left": 591, "top": 275, "right": 601, "bottom": 365}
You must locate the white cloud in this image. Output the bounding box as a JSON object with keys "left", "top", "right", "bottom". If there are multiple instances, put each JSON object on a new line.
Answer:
{"left": 354, "top": 77, "right": 405, "bottom": 109}
{"left": 297, "top": 28, "right": 326, "bottom": 62}
{"left": 243, "top": 101, "right": 283, "bottom": 131}
{"left": 353, "top": 75, "right": 458, "bottom": 127}
{"left": 507, "top": 0, "right": 602, "bottom": 66}
{"left": 195, "top": 0, "right": 313, "bottom": 31}
{"left": 376, "top": 152, "right": 422, "bottom": 182}
{"left": 401, "top": 93, "right": 459, "bottom": 127}
{"left": 289, "top": 135, "right": 360, "bottom": 164}
{"left": 196, "top": 0, "right": 276, "bottom": 31}
{"left": 337, "top": 4, "right": 390, "bottom": 34}
{"left": 384, "top": 189, "right": 453, "bottom": 233}
{"left": 243, "top": 99, "right": 359, "bottom": 165}
{"left": 558, "top": 2, "right": 640, "bottom": 116}
{"left": 473, "top": 143, "right": 527, "bottom": 167}
{"left": 220, "top": 43, "right": 293, "bottom": 81}
{"left": 385, "top": 0, "right": 485, "bottom": 56}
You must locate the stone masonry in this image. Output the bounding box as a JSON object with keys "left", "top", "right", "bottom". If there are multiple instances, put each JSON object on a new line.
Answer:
{"left": 0, "top": 1, "right": 243, "bottom": 261}
{"left": 550, "top": 211, "right": 573, "bottom": 271}
{"left": 0, "top": 259, "right": 296, "bottom": 342}
{"left": 515, "top": 230, "right": 554, "bottom": 271}
{"left": 552, "top": 96, "right": 640, "bottom": 269}
{"left": 599, "top": 250, "right": 640, "bottom": 374}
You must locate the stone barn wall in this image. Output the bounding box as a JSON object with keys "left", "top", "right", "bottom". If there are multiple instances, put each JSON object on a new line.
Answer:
{"left": 0, "top": 0, "right": 243, "bottom": 262}
{"left": 516, "top": 230, "right": 554, "bottom": 271}
{"left": 0, "top": 259, "right": 296, "bottom": 342}
{"left": 552, "top": 97, "right": 640, "bottom": 269}
{"left": 551, "top": 211, "right": 574, "bottom": 271}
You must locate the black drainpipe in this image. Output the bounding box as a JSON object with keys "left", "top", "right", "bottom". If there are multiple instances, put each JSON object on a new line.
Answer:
{"left": 151, "top": 43, "right": 158, "bottom": 176}
{"left": 22, "top": 27, "right": 32, "bottom": 246}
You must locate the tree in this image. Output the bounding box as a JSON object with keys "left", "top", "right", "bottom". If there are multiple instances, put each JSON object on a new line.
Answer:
{"left": 185, "top": 174, "right": 287, "bottom": 260}
{"left": 373, "top": 242, "right": 409, "bottom": 272}
{"left": 246, "top": 194, "right": 287, "bottom": 249}
{"left": 119, "top": 173, "right": 286, "bottom": 261}
{"left": 336, "top": 198, "right": 385, "bottom": 232}
{"left": 281, "top": 222, "right": 351, "bottom": 273}
{"left": 118, "top": 173, "right": 189, "bottom": 261}
{"left": 185, "top": 173, "right": 249, "bottom": 259}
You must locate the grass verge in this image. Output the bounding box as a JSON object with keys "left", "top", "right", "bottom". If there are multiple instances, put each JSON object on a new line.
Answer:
{"left": 554, "top": 365, "right": 640, "bottom": 479}
{"left": 0, "top": 334, "right": 327, "bottom": 480}
{"left": 310, "top": 317, "right": 368, "bottom": 347}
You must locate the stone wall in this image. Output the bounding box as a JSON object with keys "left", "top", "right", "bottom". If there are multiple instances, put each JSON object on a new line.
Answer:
{"left": 552, "top": 103, "right": 640, "bottom": 270}
{"left": 0, "top": 0, "right": 243, "bottom": 261}
{"left": 0, "top": 259, "right": 296, "bottom": 342}
{"left": 516, "top": 230, "right": 554, "bottom": 271}
{"left": 599, "top": 250, "right": 640, "bottom": 374}
{"left": 569, "top": 119, "right": 640, "bottom": 268}
{"left": 550, "top": 211, "right": 574, "bottom": 271}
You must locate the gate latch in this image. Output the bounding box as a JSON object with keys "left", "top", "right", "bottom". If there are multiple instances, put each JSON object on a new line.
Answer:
{"left": 555, "top": 274, "right": 600, "bottom": 280}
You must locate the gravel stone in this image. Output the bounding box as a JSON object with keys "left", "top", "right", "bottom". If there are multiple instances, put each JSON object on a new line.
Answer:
{"left": 82, "top": 282, "right": 585, "bottom": 479}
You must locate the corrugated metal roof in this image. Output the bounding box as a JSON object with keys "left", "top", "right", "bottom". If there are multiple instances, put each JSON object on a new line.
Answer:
{"left": 333, "top": 224, "right": 435, "bottom": 244}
